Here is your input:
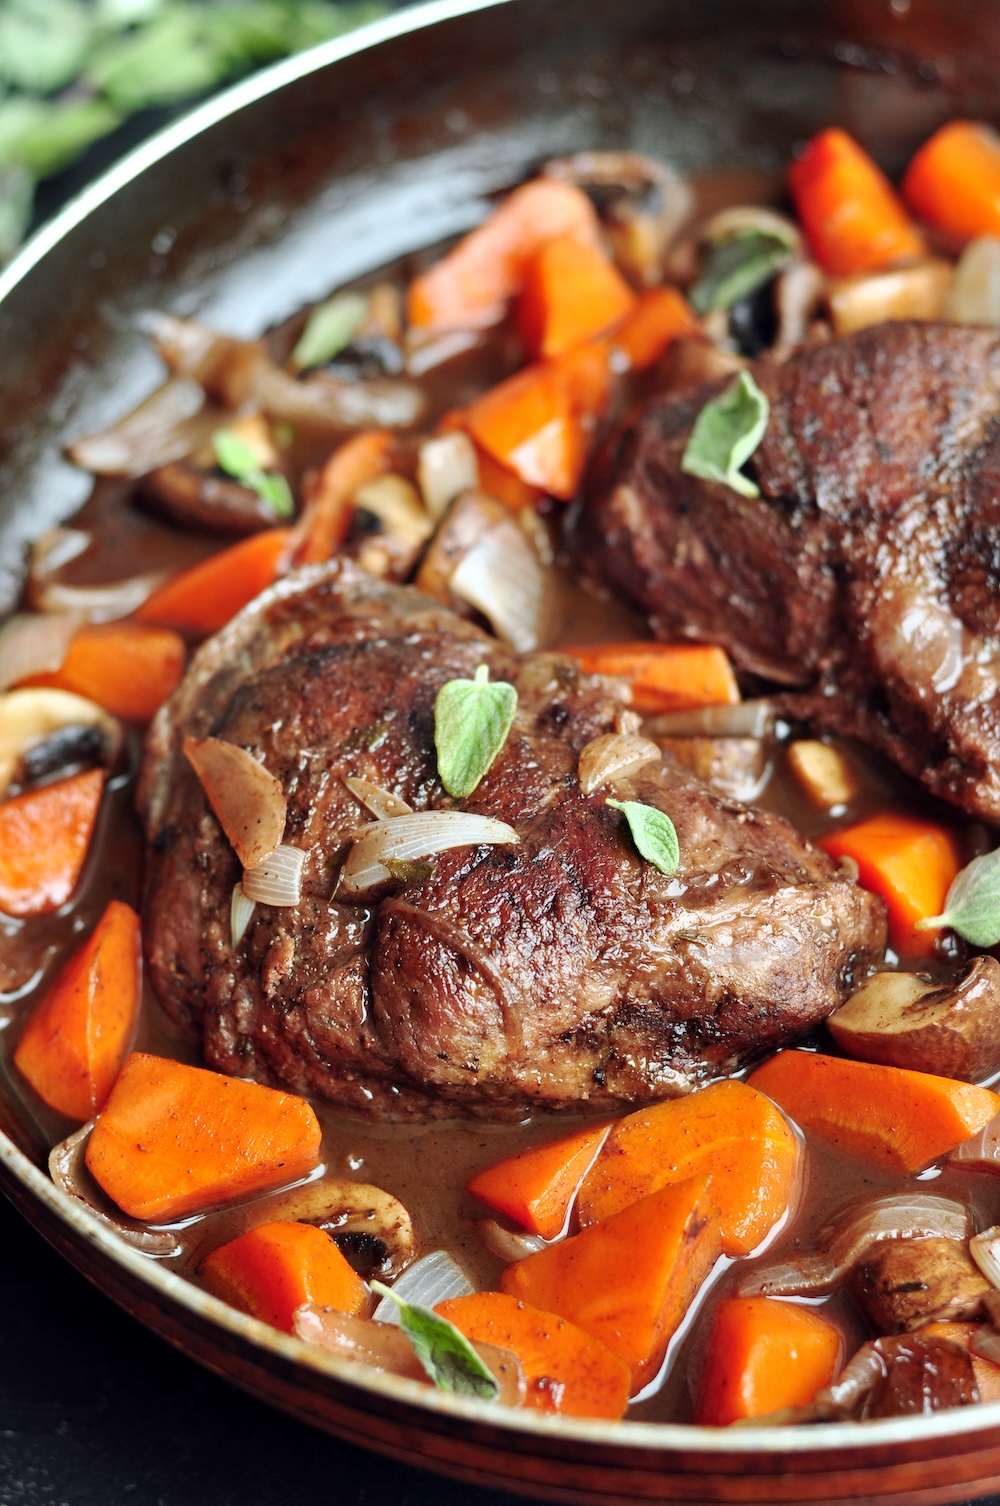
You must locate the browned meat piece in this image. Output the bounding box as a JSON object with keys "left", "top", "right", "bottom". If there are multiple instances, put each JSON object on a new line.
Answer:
{"left": 140, "top": 560, "right": 885, "bottom": 1119}
{"left": 851, "top": 1238, "right": 991, "bottom": 1334}
{"left": 581, "top": 321, "right": 1000, "bottom": 820}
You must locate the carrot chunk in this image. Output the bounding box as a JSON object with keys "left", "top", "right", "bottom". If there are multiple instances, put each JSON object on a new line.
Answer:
{"left": 817, "top": 812, "right": 961, "bottom": 955}
{"left": 0, "top": 767, "right": 103, "bottom": 918}
{"left": 86, "top": 1052, "right": 322, "bottom": 1221}
{"left": 903, "top": 121, "right": 1000, "bottom": 243}
{"left": 610, "top": 286, "right": 698, "bottom": 371}
{"left": 518, "top": 235, "right": 637, "bottom": 359}
{"left": 436, "top": 1291, "right": 631, "bottom": 1419}
{"left": 788, "top": 127, "right": 926, "bottom": 276}
{"left": 922, "top": 1322, "right": 1000, "bottom": 1403}
{"left": 577, "top": 1080, "right": 801, "bottom": 1258}
{"left": 565, "top": 641, "right": 739, "bottom": 714}
{"left": 294, "top": 429, "right": 395, "bottom": 564}
{"left": 134, "top": 527, "right": 293, "bottom": 636}
{"left": 21, "top": 621, "right": 185, "bottom": 722}
{"left": 694, "top": 1296, "right": 844, "bottom": 1425}
{"left": 464, "top": 342, "right": 610, "bottom": 501}
{"left": 467, "top": 1121, "right": 612, "bottom": 1240}
{"left": 747, "top": 1050, "right": 1000, "bottom": 1173}
{"left": 500, "top": 1175, "right": 721, "bottom": 1392}
{"left": 407, "top": 179, "right": 602, "bottom": 334}
{"left": 14, "top": 899, "right": 140, "bottom": 1120}
{"left": 200, "top": 1220, "right": 368, "bottom": 1333}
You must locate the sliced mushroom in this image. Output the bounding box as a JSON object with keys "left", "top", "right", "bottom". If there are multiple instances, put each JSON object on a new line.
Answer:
{"left": 857, "top": 1333, "right": 978, "bottom": 1417}
{"left": 543, "top": 151, "right": 693, "bottom": 285}
{"left": 138, "top": 461, "right": 282, "bottom": 536}
{"left": 851, "top": 1237, "right": 992, "bottom": 1334}
{"left": 351, "top": 474, "right": 433, "bottom": 581}
{"left": 0, "top": 688, "right": 121, "bottom": 797}
{"left": 260, "top": 1177, "right": 416, "bottom": 1279}
{"left": 785, "top": 739, "right": 856, "bottom": 809}
{"left": 827, "top": 956, "right": 1000, "bottom": 1081}
{"left": 658, "top": 736, "right": 768, "bottom": 803}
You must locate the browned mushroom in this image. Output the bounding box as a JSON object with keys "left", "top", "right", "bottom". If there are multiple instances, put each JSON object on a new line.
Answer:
{"left": 138, "top": 461, "right": 282, "bottom": 536}
{"left": 543, "top": 151, "right": 693, "bottom": 285}
{"left": 850, "top": 1237, "right": 992, "bottom": 1334}
{"left": 255, "top": 1177, "right": 416, "bottom": 1279}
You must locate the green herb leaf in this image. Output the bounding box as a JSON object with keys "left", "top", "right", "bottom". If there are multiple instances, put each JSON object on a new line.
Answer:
{"left": 290, "top": 291, "right": 368, "bottom": 371}
{"left": 606, "top": 798, "right": 680, "bottom": 876}
{"left": 690, "top": 229, "right": 794, "bottom": 315}
{"left": 212, "top": 428, "right": 294, "bottom": 519}
{"left": 680, "top": 370, "right": 770, "bottom": 499}
{"left": 917, "top": 849, "right": 1000, "bottom": 947}
{"left": 434, "top": 664, "right": 517, "bottom": 799}
{"left": 369, "top": 1281, "right": 499, "bottom": 1400}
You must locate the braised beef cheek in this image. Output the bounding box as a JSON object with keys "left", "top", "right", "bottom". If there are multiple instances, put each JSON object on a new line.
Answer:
{"left": 139, "top": 560, "right": 885, "bottom": 1120}
{"left": 582, "top": 321, "right": 1000, "bottom": 821}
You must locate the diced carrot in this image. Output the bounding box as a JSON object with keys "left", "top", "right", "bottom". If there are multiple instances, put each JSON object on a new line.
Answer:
{"left": 788, "top": 127, "right": 927, "bottom": 276}
{"left": 464, "top": 342, "right": 610, "bottom": 501}
{"left": 473, "top": 444, "right": 546, "bottom": 511}
{"left": 467, "top": 1121, "right": 612, "bottom": 1240}
{"left": 565, "top": 641, "right": 739, "bottom": 715}
{"left": 577, "top": 1080, "right": 801, "bottom": 1258}
{"left": 694, "top": 1296, "right": 844, "bottom": 1426}
{"left": 86, "top": 1051, "right": 322, "bottom": 1221}
{"left": 747, "top": 1050, "right": 1000, "bottom": 1174}
{"left": 14, "top": 899, "right": 140, "bottom": 1121}
{"left": 134, "top": 527, "right": 294, "bottom": 636}
{"left": 903, "top": 121, "right": 1000, "bottom": 243}
{"left": 200, "top": 1220, "right": 368, "bottom": 1333}
{"left": 436, "top": 1291, "right": 631, "bottom": 1419}
{"left": 294, "top": 429, "right": 395, "bottom": 564}
{"left": 0, "top": 768, "right": 103, "bottom": 918}
{"left": 500, "top": 1175, "right": 721, "bottom": 1392}
{"left": 610, "top": 286, "right": 698, "bottom": 371}
{"left": 20, "top": 621, "right": 185, "bottom": 722}
{"left": 518, "top": 235, "right": 637, "bottom": 360}
{"left": 817, "top": 812, "right": 961, "bottom": 955}
{"left": 921, "top": 1321, "right": 1000, "bottom": 1403}
{"left": 407, "top": 179, "right": 602, "bottom": 334}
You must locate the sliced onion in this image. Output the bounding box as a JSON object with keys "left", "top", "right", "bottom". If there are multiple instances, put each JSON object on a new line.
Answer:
{"left": 371, "top": 1250, "right": 474, "bottom": 1322}
{"left": 405, "top": 328, "right": 483, "bottom": 376}
{"left": 776, "top": 259, "right": 825, "bottom": 349}
{"left": 578, "top": 732, "right": 661, "bottom": 795}
{"left": 970, "top": 1327, "right": 1000, "bottom": 1366}
{"left": 418, "top": 432, "right": 479, "bottom": 519}
{"left": 477, "top": 1218, "right": 548, "bottom": 1264}
{"left": 230, "top": 885, "right": 256, "bottom": 947}
{"left": 643, "top": 699, "right": 774, "bottom": 738}
{"left": 49, "top": 1124, "right": 180, "bottom": 1257}
{"left": 0, "top": 688, "right": 121, "bottom": 796}
{"left": 737, "top": 1193, "right": 971, "bottom": 1297}
{"left": 949, "top": 1110, "right": 1000, "bottom": 1168}
{"left": 0, "top": 612, "right": 81, "bottom": 691}
{"left": 27, "top": 529, "right": 166, "bottom": 622}
{"left": 944, "top": 236, "right": 1000, "bottom": 325}
{"left": 343, "top": 776, "right": 413, "bottom": 820}
{"left": 67, "top": 376, "right": 214, "bottom": 477}
{"left": 183, "top": 735, "right": 286, "bottom": 869}
{"left": 242, "top": 844, "right": 306, "bottom": 906}
{"left": 339, "top": 812, "right": 519, "bottom": 895}
{"left": 971, "top": 1226, "right": 1000, "bottom": 1289}
{"left": 450, "top": 520, "right": 546, "bottom": 654}
{"left": 817, "top": 1341, "right": 886, "bottom": 1412}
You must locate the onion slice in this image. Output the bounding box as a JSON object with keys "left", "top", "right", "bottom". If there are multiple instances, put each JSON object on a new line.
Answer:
{"left": 450, "top": 520, "right": 547, "bottom": 654}
{"left": 0, "top": 612, "right": 81, "bottom": 691}
{"left": 971, "top": 1226, "right": 1000, "bottom": 1289}
{"left": 67, "top": 376, "right": 215, "bottom": 477}
{"left": 417, "top": 432, "right": 479, "bottom": 519}
{"left": 339, "top": 812, "right": 519, "bottom": 895}
{"left": 371, "top": 1250, "right": 475, "bottom": 1322}
{"left": 242, "top": 844, "right": 306, "bottom": 906}
{"left": 27, "top": 529, "right": 167, "bottom": 622}
{"left": 343, "top": 776, "right": 413, "bottom": 820}
{"left": 230, "top": 885, "right": 257, "bottom": 947}
{"left": 643, "top": 699, "right": 774, "bottom": 738}
{"left": 476, "top": 1219, "right": 548, "bottom": 1264}
{"left": 49, "top": 1124, "right": 181, "bottom": 1257}
{"left": 184, "top": 735, "right": 286, "bottom": 868}
{"left": 578, "top": 732, "right": 661, "bottom": 795}
{"left": 949, "top": 1110, "right": 1000, "bottom": 1168}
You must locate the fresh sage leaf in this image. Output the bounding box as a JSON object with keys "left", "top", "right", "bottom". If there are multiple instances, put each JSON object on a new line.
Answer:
{"left": 435, "top": 664, "right": 517, "bottom": 799}
{"left": 212, "top": 428, "right": 294, "bottom": 519}
{"left": 369, "top": 1281, "right": 500, "bottom": 1400}
{"left": 606, "top": 798, "right": 680, "bottom": 876}
{"left": 680, "top": 370, "right": 770, "bottom": 499}
{"left": 917, "top": 849, "right": 1000, "bottom": 947}
{"left": 690, "top": 229, "right": 794, "bottom": 315}
{"left": 291, "top": 291, "right": 368, "bottom": 371}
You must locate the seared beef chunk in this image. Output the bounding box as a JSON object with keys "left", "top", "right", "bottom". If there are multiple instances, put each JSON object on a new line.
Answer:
{"left": 140, "top": 560, "right": 885, "bottom": 1119}
{"left": 582, "top": 321, "right": 1000, "bottom": 820}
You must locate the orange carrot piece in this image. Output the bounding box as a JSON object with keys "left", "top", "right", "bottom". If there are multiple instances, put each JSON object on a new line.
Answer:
{"left": 294, "top": 429, "right": 395, "bottom": 564}
{"left": 21, "top": 621, "right": 185, "bottom": 722}
{"left": 747, "top": 1050, "right": 1000, "bottom": 1174}
{"left": 134, "top": 527, "right": 294, "bottom": 636}
{"left": 408, "top": 179, "right": 602, "bottom": 334}
{"left": 500, "top": 1175, "right": 721, "bottom": 1392}
{"left": 467, "top": 1121, "right": 612, "bottom": 1240}
{"left": 200, "top": 1220, "right": 368, "bottom": 1333}
{"left": 518, "top": 234, "right": 637, "bottom": 360}
{"left": 14, "top": 899, "right": 140, "bottom": 1121}
{"left": 464, "top": 342, "right": 610, "bottom": 501}
{"left": 903, "top": 121, "right": 1000, "bottom": 243}
{"left": 86, "top": 1051, "right": 322, "bottom": 1221}
{"left": 436, "top": 1291, "right": 631, "bottom": 1419}
{"left": 565, "top": 641, "right": 739, "bottom": 714}
{"left": 817, "top": 812, "right": 961, "bottom": 955}
{"left": 0, "top": 768, "right": 103, "bottom": 918}
{"left": 610, "top": 286, "right": 698, "bottom": 371}
{"left": 788, "top": 127, "right": 927, "bottom": 276}
{"left": 577, "top": 1080, "right": 800, "bottom": 1258}
{"left": 922, "top": 1322, "right": 1000, "bottom": 1403}
{"left": 694, "top": 1296, "right": 844, "bottom": 1426}
{"left": 473, "top": 444, "right": 546, "bottom": 512}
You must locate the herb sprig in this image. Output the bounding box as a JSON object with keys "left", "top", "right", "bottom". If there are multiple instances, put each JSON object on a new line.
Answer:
{"left": 680, "top": 370, "right": 770, "bottom": 499}
{"left": 434, "top": 664, "right": 517, "bottom": 800}
{"left": 917, "top": 849, "right": 1000, "bottom": 947}
{"left": 370, "top": 1281, "right": 500, "bottom": 1400}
